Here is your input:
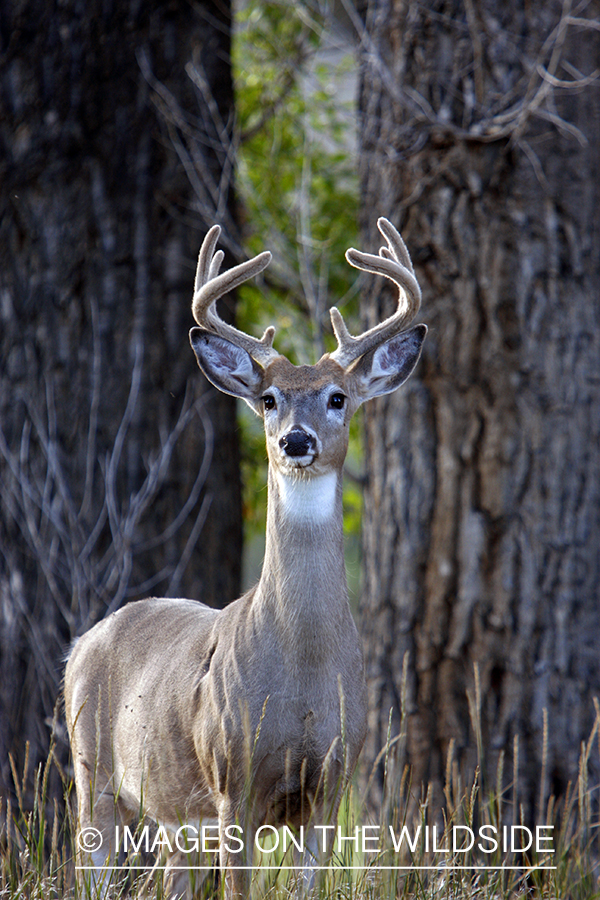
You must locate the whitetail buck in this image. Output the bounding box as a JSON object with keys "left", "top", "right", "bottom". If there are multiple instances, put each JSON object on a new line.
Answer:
{"left": 65, "top": 217, "right": 426, "bottom": 898}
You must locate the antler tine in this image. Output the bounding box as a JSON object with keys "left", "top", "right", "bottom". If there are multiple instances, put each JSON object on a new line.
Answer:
{"left": 329, "top": 217, "right": 422, "bottom": 368}
{"left": 192, "top": 225, "right": 279, "bottom": 367}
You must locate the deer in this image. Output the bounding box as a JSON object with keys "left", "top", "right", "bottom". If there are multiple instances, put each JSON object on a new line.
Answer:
{"left": 64, "top": 217, "right": 426, "bottom": 898}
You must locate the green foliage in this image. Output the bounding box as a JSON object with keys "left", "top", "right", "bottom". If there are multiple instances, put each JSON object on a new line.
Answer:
{"left": 233, "top": 1, "right": 363, "bottom": 559}
{"left": 233, "top": 0, "right": 360, "bottom": 363}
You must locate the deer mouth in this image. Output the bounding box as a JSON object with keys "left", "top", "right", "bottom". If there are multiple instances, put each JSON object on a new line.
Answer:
{"left": 285, "top": 457, "right": 316, "bottom": 471}
{"left": 280, "top": 451, "right": 318, "bottom": 472}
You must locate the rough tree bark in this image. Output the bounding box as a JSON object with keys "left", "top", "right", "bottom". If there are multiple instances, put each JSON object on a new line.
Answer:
{"left": 0, "top": 0, "right": 242, "bottom": 800}
{"left": 356, "top": 0, "right": 600, "bottom": 815}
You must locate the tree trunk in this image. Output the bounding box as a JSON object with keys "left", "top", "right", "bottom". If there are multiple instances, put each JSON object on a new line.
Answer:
{"left": 0, "top": 0, "right": 241, "bottom": 801}
{"left": 356, "top": 0, "right": 600, "bottom": 816}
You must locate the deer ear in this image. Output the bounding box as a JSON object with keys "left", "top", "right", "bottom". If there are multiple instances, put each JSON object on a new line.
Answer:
{"left": 190, "top": 328, "right": 264, "bottom": 401}
{"left": 349, "top": 324, "right": 427, "bottom": 403}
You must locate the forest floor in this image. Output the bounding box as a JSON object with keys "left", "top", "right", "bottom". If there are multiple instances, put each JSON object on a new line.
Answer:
{"left": 1, "top": 722, "right": 599, "bottom": 900}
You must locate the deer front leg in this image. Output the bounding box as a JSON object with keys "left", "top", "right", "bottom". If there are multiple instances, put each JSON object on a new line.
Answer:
{"left": 295, "top": 824, "right": 323, "bottom": 896}
{"left": 218, "top": 801, "right": 254, "bottom": 899}
{"left": 164, "top": 846, "right": 216, "bottom": 900}
{"left": 163, "top": 820, "right": 219, "bottom": 899}
{"left": 296, "top": 789, "right": 343, "bottom": 897}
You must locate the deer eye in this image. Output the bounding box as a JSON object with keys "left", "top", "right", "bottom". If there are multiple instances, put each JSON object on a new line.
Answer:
{"left": 329, "top": 393, "right": 346, "bottom": 410}
{"left": 262, "top": 395, "right": 276, "bottom": 411}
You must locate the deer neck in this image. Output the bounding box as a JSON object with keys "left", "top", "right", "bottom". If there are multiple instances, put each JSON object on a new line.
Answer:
{"left": 256, "top": 467, "right": 349, "bottom": 663}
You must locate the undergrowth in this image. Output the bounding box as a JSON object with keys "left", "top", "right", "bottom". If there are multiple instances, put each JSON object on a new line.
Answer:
{"left": 1, "top": 701, "right": 599, "bottom": 899}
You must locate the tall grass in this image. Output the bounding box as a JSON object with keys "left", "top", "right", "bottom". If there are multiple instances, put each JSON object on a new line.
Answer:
{"left": 2, "top": 702, "right": 599, "bottom": 899}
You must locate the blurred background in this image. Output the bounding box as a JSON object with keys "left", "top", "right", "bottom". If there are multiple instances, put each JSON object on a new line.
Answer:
{"left": 1, "top": 0, "right": 599, "bottom": 851}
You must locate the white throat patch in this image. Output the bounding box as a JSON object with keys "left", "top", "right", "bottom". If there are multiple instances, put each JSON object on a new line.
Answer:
{"left": 275, "top": 471, "right": 338, "bottom": 524}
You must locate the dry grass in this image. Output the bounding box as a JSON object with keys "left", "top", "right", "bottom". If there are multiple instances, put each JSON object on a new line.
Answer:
{"left": 1, "top": 701, "right": 599, "bottom": 899}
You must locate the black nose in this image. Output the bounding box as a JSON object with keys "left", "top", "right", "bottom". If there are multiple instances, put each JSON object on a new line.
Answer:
{"left": 279, "top": 428, "right": 316, "bottom": 458}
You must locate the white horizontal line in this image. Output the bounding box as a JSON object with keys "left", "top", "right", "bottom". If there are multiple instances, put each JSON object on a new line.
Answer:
{"left": 76, "top": 865, "right": 558, "bottom": 871}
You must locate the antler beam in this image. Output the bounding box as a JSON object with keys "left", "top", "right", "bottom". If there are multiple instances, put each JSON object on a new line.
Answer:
{"left": 329, "top": 217, "right": 422, "bottom": 368}
{"left": 192, "top": 225, "right": 279, "bottom": 367}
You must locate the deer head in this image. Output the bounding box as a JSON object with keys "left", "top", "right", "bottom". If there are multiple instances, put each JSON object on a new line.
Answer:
{"left": 189, "top": 218, "right": 427, "bottom": 483}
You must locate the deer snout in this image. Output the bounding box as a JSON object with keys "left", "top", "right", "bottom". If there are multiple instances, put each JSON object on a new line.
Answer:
{"left": 279, "top": 428, "right": 316, "bottom": 459}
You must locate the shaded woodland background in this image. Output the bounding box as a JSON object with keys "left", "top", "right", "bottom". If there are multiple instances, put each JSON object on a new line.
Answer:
{"left": 1, "top": 0, "right": 600, "bottom": 836}
{"left": 0, "top": 0, "right": 243, "bottom": 800}
{"left": 356, "top": 0, "right": 600, "bottom": 818}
